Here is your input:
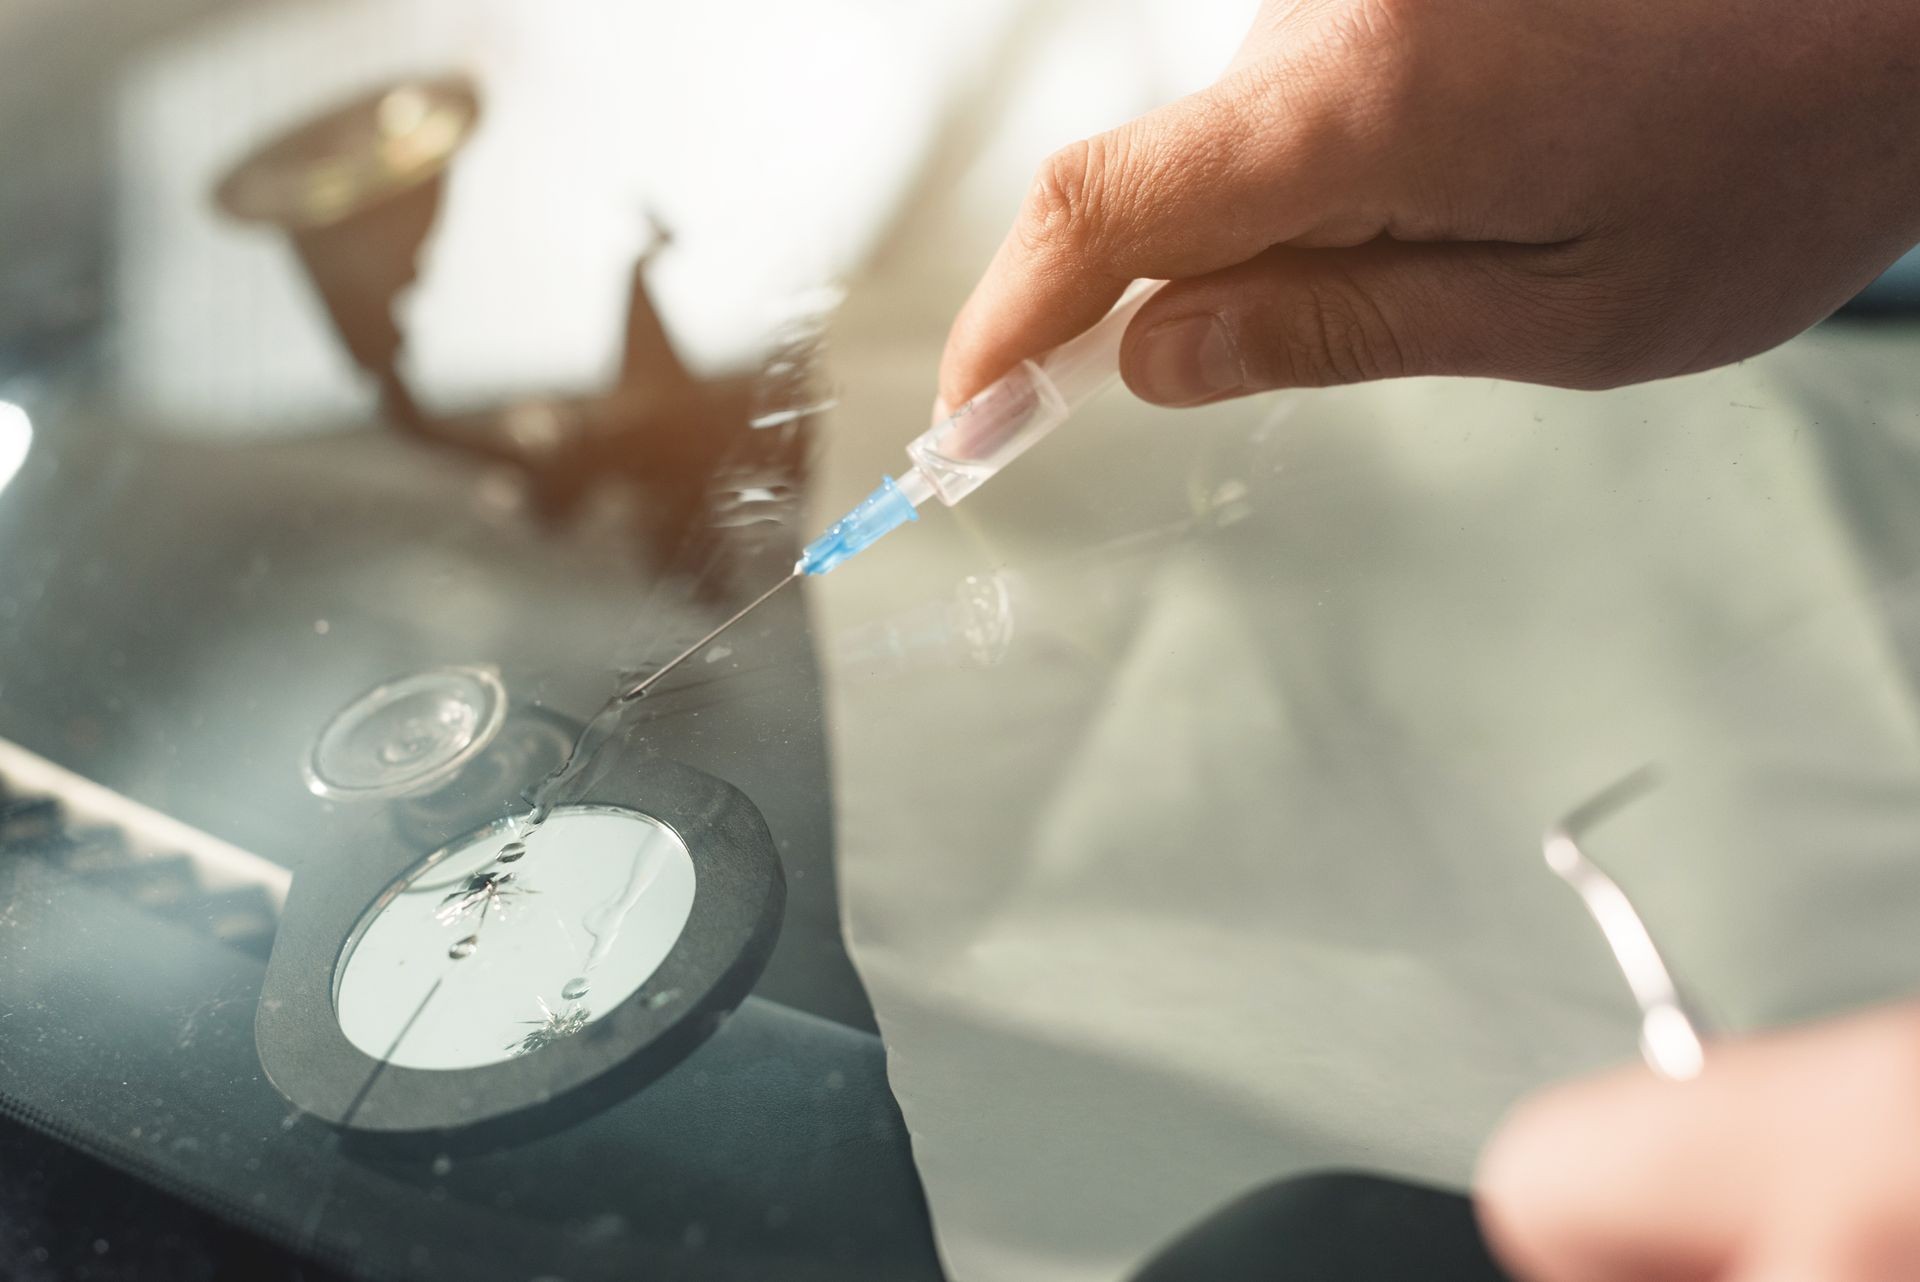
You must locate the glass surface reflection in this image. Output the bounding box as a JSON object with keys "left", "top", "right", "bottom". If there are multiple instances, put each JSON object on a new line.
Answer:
{"left": 0, "top": 401, "right": 29, "bottom": 495}
{"left": 3, "top": 0, "right": 1919, "bottom": 1278}
{"left": 335, "top": 804, "right": 696, "bottom": 1071}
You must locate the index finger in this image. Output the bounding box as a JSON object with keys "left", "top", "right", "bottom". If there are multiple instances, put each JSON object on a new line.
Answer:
{"left": 935, "top": 65, "right": 1364, "bottom": 411}
{"left": 1475, "top": 1009, "right": 1920, "bottom": 1282}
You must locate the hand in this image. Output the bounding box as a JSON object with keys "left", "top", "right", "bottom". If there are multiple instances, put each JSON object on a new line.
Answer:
{"left": 1475, "top": 1003, "right": 1920, "bottom": 1282}
{"left": 937, "top": 0, "right": 1920, "bottom": 412}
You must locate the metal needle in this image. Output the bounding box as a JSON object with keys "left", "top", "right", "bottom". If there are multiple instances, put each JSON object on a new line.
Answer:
{"left": 1542, "top": 767, "right": 1707, "bottom": 1082}
{"left": 620, "top": 570, "right": 797, "bottom": 700}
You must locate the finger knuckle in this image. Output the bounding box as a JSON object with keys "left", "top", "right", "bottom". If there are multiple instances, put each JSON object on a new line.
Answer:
{"left": 1310, "top": 0, "right": 1420, "bottom": 94}
{"left": 1515, "top": 247, "right": 1675, "bottom": 389}
{"left": 1017, "top": 137, "right": 1117, "bottom": 263}
{"left": 1269, "top": 272, "right": 1412, "bottom": 385}
{"left": 1218, "top": 56, "right": 1339, "bottom": 170}
{"left": 1237, "top": 0, "right": 1421, "bottom": 172}
{"left": 1322, "top": 0, "right": 1413, "bottom": 54}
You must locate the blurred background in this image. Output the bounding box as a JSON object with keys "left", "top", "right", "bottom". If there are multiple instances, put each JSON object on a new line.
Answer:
{"left": 3, "top": 2, "right": 1920, "bottom": 1281}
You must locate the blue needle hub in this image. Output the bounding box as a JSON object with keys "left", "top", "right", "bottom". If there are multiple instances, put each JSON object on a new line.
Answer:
{"left": 799, "top": 475, "right": 920, "bottom": 576}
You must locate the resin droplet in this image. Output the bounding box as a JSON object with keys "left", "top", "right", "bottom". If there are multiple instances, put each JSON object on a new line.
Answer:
{"left": 495, "top": 840, "right": 527, "bottom": 864}
{"left": 561, "top": 976, "right": 590, "bottom": 1001}
{"left": 449, "top": 935, "right": 479, "bottom": 960}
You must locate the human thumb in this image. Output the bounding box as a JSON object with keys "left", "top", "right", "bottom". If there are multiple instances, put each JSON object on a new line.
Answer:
{"left": 1120, "top": 239, "right": 1633, "bottom": 404}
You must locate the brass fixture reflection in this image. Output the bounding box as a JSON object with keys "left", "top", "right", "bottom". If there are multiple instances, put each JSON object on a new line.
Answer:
{"left": 216, "top": 78, "right": 479, "bottom": 429}
{"left": 212, "top": 76, "right": 810, "bottom": 579}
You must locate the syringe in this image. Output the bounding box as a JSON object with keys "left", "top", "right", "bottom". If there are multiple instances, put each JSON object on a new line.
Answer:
{"left": 623, "top": 279, "right": 1165, "bottom": 698}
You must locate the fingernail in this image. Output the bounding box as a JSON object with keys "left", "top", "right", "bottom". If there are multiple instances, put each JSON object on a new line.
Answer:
{"left": 930, "top": 397, "right": 951, "bottom": 426}
{"left": 1132, "top": 315, "right": 1243, "bottom": 406}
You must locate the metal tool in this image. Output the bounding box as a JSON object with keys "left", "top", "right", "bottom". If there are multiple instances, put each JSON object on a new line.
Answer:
{"left": 620, "top": 570, "right": 798, "bottom": 699}
{"left": 1543, "top": 768, "right": 1709, "bottom": 1082}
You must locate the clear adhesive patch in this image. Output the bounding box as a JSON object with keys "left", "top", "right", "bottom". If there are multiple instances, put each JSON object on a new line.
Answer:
{"left": 334, "top": 804, "right": 697, "bottom": 1071}
{"left": 305, "top": 664, "right": 508, "bottom": 801}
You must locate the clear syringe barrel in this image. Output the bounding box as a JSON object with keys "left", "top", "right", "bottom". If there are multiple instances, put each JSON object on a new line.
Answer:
{"left": 903, "top": 279, "right": 1165, "bottom": 506}
{"left": 796, "top": 279, "right": 1166, "bottom": 577}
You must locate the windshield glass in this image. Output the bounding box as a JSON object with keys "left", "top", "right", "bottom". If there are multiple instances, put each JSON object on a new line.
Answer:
{"left": 4, "top": 3, "right": 1920, "bottom": 1281}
